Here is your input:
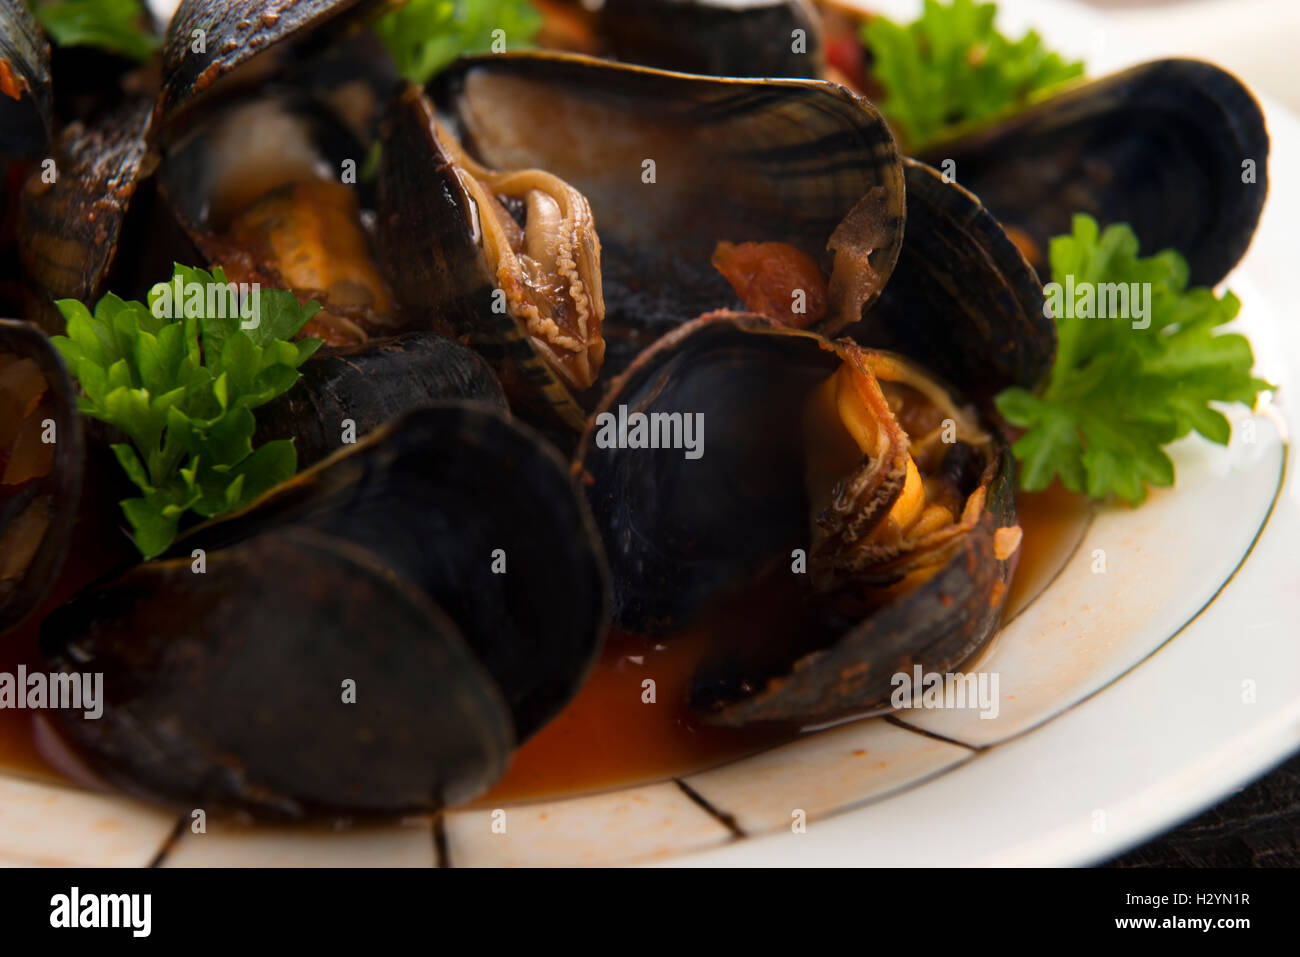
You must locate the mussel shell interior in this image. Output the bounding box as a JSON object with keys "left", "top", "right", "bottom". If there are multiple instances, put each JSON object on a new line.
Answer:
{"left": 433, "top": 52, "right": 905, "bottom": 366}
{"left": 580, "top": 316, "right": 832, "bottom": 635}
{"left": 159, "top": 93, "right": 366, "bottom": 235}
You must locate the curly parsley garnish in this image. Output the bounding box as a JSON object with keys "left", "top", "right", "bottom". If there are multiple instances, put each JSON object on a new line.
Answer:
{"left": 51, "top": 265, "right": 323, "bottom": 558}
{"left": 863, "top": 0, "right": 1084, "bottom": 150}
{"left": 995, "top": 216, "right": 1271, "bottom": 505}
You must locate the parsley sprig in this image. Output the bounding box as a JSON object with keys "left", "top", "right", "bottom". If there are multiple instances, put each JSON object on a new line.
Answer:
{"left": 373, "top": 0, "right": 542, "bottom": 85}
{"left": 28, "top": 0, "right": 160, "bottom": 63}
{"left": 995, "top": 216, "right": 1271, "bottom": 505}
{"left": 51, "top": 265, "right": 323, "bottom": 558}
{"left": 863, "top": 0, "right": 1084, "bottom": 150}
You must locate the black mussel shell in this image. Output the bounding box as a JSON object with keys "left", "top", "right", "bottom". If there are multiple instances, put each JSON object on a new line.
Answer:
{"left": 576, "top": 313, "right": 1018, "bottom": 726}
{"left": 0, "top": 318, "right": 83, "bottom": 634}
{"left": 579, "top": 315, "right": 828, "bottom": 636}
{"left": 846, "top": 159, "right": 1054, "bottom": 403}
{"left": 43, "top": 527, "right": 516, "bottom": 817}
{"left": 41, "top": 403, "right": 610, "bottom": 818}
{"left": 16, "top": 97, "right": 180, "bottom": 334}
{"left": 584, "top": 0, "right": 825, "bottom": 79}
{"left": 431, "top": 51, "right": 905, "bottom": 375}
{"left": 155, "top": 0, "right": 388, "bottom": 135}
{"left": 254, "top": 332, "right": 508, "bottom": 468}
{"left": 0, "top": 0, "right": 53, "bottom": 158}
{"left": 921, "top": 59, "right": 1269, "bottom": 288}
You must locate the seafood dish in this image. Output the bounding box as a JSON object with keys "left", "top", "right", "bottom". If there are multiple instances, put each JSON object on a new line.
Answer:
{"left": 0, "top": 0, "right": 1274, "bottom": 854}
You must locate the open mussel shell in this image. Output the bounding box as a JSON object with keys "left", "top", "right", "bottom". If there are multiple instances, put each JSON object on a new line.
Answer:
{"left": 0, "top": 319, "right": 83, "bottom": 635}
{"left": 574, "top": 0, "right": 825, "bottom": 78}
{"left": 377, "top": 82, "right": 599, "bottom": 430}
{"left": 41, "top": 403, "right": 610, "bottom": 818}
{"left": 254, "top": 332, "right": 508, "bottom": 468}
{"left": 429, "top": 51, "right": 905, "bottom": 376}
{"left": 697, "top": 441, "right": 1015, "bottom": 727}
{"left": 0, "top": 0, "right": 53, "bottom": 158}
{"left": 921, "top": 59, "right": 1269, "bottom": 287}
{"left": 577, "top": 313, "right": 1019, "bottom": 725}
{"left": 847, "top": 159, "right": 1054, "bottom": 402}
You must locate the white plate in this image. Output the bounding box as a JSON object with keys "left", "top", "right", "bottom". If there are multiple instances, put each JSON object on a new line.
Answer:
{"left": 3, "top": 0, "right": 1296, "bottom": 867}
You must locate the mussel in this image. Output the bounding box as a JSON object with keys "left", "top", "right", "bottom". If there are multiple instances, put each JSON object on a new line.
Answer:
{"left": 0, "top": 317, "right": 83, "bottom": 634}
{"left": 917, "top": 58, "right": 1269, "bottom": 287}
{"left": 378, "top": 81, "right": 607, "bottom": 429}
{"left": 18, "top": 0, "right": 405, "bottom": 342}
{"left": 157, "top": 92, "right": 404, "bottom": 345}
{"left": 17, "top": 97, "right": 164, "bottom": 334}
{"left": 411, "top": 51, "right": 905, "bottom": 395}
{"left": 846, "top": 158, "right": 1053, "bottom": 404}
{"left": 573, "top": 158, "right": 1049, "bottom": 725}
{"left": 254, "top": 331, "right": 508, "bottom": 467}
{"left": 535, "top": 3, "right": 1268, "bottom": 287}
{"left": 41, "top": 403, "right": 610, "bottom": 818}
{"left": 577, "top": 312, "right": 1020, "bottom": 726}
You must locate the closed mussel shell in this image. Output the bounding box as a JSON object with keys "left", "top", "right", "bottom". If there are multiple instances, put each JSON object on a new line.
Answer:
{"left": 41, "top": 403, "right": 610, "bottom": 818}
{"left": 254, "top": 332, "right": 509, "bottom": 468}
{"left": 920, "top": 59, "right": 1269, "bottom": 287}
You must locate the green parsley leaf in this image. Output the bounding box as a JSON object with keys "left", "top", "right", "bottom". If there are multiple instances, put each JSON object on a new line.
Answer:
{"left": 29, "top": 0, "right": 159, "bottom": 64}
{"left": 373, "top": 0, "right": 543, "bottom": 85}
{"left": 995, "top": 215, "right": 1272, "bottom": 505}
{"left": 862, "top": 0, "right": 1084, "bottom": 150}
{"left": 51, "top": 264, "right": 322, "bottom": 558}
